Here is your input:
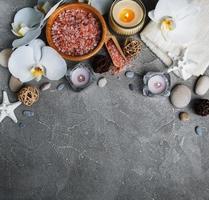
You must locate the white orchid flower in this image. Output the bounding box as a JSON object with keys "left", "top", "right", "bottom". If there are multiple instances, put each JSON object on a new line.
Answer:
{"left": 12, "top": 0, "right": 64, "bottom": 48}
{"left": 11, "top": 8, "right": 44, "bottom": 37}
{"left": 8, "top": 39, "right": 67, "bottom": 83}
{"left": 149, "top": 0, "right": 200, "bottom": 45}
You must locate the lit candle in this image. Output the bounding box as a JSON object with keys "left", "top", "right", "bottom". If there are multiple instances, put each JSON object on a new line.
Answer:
{"left": 143, "top": 72, "right": 171, "bottom": 97}
{"left": 112, "top": 0, "right": 144, "bottom": 28}
{"left": 66, "top": 63, "right": 94, "bottom": 91}
{"left": 147, "top": 75, "right": 166, "bottom": 94}
{"left": 71, "top": 68, "right": 90, "bottom": 87}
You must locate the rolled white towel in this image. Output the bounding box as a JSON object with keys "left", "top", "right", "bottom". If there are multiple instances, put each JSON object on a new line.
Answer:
{"left": 140, "top": 0, "right": 209, "bottom": 80}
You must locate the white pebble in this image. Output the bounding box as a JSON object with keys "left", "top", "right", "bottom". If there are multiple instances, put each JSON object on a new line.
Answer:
{"left": 170, "top": 85, "right": 191, "bottom": 108}
{"left": 0, "top": 48, "right": 12, "bottom": 68}
{"left": 195, "top": 75, "right": 209, "bottom": 96}
{"left": 125, "top": 71, "right": 135, "bottom": 79}
{"left": 98, "top": 77, "right": 107, "bottom": 88}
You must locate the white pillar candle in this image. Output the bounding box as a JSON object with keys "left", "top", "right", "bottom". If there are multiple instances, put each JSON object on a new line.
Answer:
{"left": 147, "top": 75, "right": 167, "bottom": 94}
{"left": 112, "top": 0, "right": 144, "bottom": 28}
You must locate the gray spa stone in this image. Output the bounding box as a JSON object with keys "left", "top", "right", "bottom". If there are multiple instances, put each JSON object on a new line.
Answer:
{"left": 170, "top": 85, "right": 191, "bottom": 108}
{"left": 195, "top": 75, "right": 209, "bottom": 96}
{"left": 9, "top": 75, "right": 23, "bottom": 92}
{"left": 0, "top": 48, "right": 12, "bottom": 68}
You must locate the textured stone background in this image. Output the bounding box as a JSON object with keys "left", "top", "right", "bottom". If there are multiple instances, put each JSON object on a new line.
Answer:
{"left": 1, "top": 0, "right": 209, "bottom": 200}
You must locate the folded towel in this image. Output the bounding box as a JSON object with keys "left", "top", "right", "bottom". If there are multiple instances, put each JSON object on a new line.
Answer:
{"left": 140, "top": 0, "right": 209, "bottom": 80}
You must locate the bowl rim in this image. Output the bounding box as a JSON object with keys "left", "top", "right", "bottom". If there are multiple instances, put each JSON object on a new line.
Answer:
{"left": 46, "top": 3, "right": 108, "bottom": 61}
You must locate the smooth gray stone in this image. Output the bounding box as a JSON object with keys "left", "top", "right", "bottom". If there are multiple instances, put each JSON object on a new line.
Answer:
{"left": 195, "top": 75, "right": 209, "bottom": 96}
{"left": 170, "top": 85, "right": 191, "bottom": 108}
{"left": 57, "top": 83, "right": 66, "bottom": 91}
{"left": 22, "top": 110, "right": 35, "bottom": 117}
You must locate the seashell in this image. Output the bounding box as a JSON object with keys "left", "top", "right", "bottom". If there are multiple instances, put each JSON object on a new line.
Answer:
{"left": 0, "top": 49, "right": 13, "bottom": 68}
{"left": 9, "top": 75, "right": 23, "bottom": 92}
{"left": 39, "top": 82, "right": 51, "bottom": 91}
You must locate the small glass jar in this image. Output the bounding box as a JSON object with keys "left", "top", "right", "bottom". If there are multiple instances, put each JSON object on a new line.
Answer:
{"left": 109, "top": 0, "right": 146, "bottom": 35}
{"left": 143, "top": 72, "right": 171, "bottom": 97}
{"left": 66, "top": 63, "right": 95, "bottom": 92}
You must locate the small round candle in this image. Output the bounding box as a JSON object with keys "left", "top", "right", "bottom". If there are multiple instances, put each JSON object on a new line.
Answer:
{"left": 112, "top": 0, "right": 144, "bottom": 28}
{"left": 147, "top": 75, "right": 167, "bottom": 94}
{"left": 70, "top": 67, "right": 90, "bottom": 87}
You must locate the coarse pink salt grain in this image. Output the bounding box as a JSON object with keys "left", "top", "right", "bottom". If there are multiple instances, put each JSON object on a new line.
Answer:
{"left": 51, "top": 8, "right": 102, "bottom": 56}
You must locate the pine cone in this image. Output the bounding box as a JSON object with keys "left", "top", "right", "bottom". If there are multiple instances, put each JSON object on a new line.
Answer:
{"left": 195, "top": 99, "right": 209, "bottom": 116}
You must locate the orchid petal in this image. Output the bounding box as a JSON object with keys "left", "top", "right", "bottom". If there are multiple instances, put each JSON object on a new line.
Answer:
{"left": 29, "top": 39, "right": 45, "bottom": 63}
{"left": 12, "top": 27, "right": 42, "bottom": 48}
{"left": 8, "top": 46, "right": 35, "bottom": 82}
{"left": 11, "top": 8, "right": 43, "bottom": 36}
{"left": 40, "top": 47, "right": 67, "bottom": 80}
{"left": 13, "top": 8, "right": 43, "bottom": 27}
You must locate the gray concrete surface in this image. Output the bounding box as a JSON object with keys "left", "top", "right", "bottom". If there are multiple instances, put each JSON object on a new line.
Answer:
{"left": 1, "top": 0, "right": 209, "bottom": 200}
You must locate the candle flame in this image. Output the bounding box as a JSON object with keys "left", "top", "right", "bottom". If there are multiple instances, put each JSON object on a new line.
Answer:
{"left": 119, "top": 8, "right": 135, "bottom": 23}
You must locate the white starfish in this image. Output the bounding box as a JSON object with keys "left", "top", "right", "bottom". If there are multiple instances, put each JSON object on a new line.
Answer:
{"left": 0, "top": 91, "right": 22, "bottom": 123}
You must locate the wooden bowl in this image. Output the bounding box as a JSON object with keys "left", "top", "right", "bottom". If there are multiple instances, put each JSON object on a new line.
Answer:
{"left": 46, "top": 3, "right": 108, "bottom": 62}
